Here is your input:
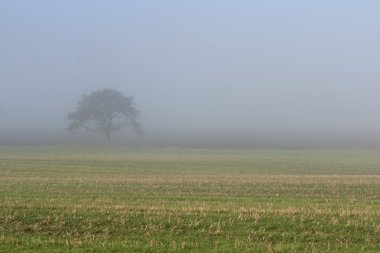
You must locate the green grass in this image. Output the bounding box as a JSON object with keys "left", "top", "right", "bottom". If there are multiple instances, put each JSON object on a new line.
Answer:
{"left": 0, "top": 146, "right": 379, "bottom": 252}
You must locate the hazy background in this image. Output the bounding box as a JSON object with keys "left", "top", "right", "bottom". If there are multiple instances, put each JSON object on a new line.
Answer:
{"left": 1, "top": 1, "right": 379, "bottom": 148}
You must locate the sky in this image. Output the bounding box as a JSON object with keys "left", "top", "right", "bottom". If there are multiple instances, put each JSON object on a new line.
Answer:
{"left": 1, "top": 0, "right": 379, "bottom": 133}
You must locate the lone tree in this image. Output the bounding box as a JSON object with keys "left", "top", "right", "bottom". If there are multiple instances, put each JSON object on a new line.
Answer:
{"left": 67, "top": 88, "right": 143, "bottom": 145}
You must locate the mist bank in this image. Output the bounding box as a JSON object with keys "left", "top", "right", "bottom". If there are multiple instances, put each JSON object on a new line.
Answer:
{"left": 1, "top": 127, "right": 380, "bottom": 150}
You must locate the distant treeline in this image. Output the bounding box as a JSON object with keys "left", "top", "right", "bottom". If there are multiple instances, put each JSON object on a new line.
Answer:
{"left": 1, "top": 128, "right": 380, "bottom": 149}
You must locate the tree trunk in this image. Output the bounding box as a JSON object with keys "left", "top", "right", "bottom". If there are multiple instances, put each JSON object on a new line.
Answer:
{"left": 105, "top": 131, "right": 112, "bottom": 146}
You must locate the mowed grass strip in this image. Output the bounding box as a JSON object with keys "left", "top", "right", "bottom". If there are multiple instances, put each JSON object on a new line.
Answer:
{"left": 0, "top": 147, "right": 379, "bottom": 252}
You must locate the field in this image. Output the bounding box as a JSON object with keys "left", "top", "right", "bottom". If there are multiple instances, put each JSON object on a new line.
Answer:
{"left": 0, "top": 146, "right": 379, "bottom": 252}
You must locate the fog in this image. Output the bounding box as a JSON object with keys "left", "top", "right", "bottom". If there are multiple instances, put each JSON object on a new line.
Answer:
{"left": 1, "top": 1, "right": 380, "bottom": 148}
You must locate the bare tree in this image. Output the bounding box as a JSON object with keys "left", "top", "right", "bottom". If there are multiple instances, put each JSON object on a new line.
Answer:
{"left": 67, "top": 88, "right": 142, "bottom": 145}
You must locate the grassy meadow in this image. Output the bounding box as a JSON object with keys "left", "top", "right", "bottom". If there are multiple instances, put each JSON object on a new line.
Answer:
{"left": 0, "top": 146, "right": 379, "bottom": 252}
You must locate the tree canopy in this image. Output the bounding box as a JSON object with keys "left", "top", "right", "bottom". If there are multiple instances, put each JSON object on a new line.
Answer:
{"left": 67, "top": 89, "right": 142, "bottom": 145}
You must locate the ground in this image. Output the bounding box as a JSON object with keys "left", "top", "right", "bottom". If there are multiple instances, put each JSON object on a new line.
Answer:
{"left": 0, "top": 146, "right": 379, "bottom": 252}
